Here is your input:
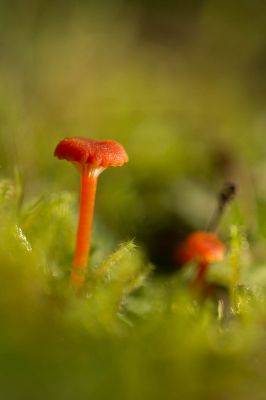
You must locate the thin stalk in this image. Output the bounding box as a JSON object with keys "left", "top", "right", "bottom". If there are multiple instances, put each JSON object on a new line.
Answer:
{"left": 70, "top": 167, "right": 97, "bottom": 287}
{"left": 229, "top": 225, "right": 241, "bottom": 313}
{"left": 207, "top": 181, "right": 237, "bottom": 233}
{"left": 194, "top": 261, "right": 208, "bottom": 286}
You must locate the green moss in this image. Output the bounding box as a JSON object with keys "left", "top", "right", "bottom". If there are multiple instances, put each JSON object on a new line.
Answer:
{"left": 1, "top": 1, "right": 266, "bottom": 397}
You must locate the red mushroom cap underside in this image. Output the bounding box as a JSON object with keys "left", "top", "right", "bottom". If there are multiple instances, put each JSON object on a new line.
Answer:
{"left": 54, "top": 137, "right": 129, "bottom": 168}
{"left": 177, "top": 231, "right": 225, "bottom": 265}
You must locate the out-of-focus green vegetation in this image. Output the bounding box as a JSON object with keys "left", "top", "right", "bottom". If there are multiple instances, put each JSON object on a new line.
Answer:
{"left": 1, "top": 0, "right": 266, "bottom": 398}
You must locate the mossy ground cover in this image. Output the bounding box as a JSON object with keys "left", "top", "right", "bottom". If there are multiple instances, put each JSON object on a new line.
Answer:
{"left": 1, "top": 170, "right": 266, "bottom": 400}
{"left": 1, "top": 0, "right": 266, "bottom": 399}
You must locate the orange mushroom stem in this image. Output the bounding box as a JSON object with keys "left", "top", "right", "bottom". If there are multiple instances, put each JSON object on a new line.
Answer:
{"left": 54, "top": 137, "right": 128, "bottom": 287}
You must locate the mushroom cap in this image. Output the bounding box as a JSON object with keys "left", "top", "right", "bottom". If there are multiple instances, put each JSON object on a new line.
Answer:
{"left": 176, "top": 231, "right": 225, "bottom": 265}
{"left": 54, "top": 137, "right": 129, "bottom": 168}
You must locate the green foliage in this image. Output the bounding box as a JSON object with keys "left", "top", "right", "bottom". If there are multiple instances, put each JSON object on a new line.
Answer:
{"left": 19, "top": 191, "right": 77, "bottom": 278}
{"left": 0, "top": 176, "right": 266, "bottom": 400}
{"left": 1, "top": 0, "right": 266, "bottom": 398}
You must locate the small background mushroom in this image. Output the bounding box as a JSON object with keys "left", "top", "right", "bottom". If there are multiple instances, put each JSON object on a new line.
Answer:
{"left": 175, "top": 231, "right": 225, "bottom": 286}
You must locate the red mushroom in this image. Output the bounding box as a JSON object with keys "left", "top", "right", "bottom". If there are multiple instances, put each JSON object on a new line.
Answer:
{"left": 174, "top": 183, "right": 236, "bottom": 287}
{"left": 175, "top": 231, "right": 225, "bottom": 285}
{"left": 54, "top": 137, "right": 129, "bottom": 287}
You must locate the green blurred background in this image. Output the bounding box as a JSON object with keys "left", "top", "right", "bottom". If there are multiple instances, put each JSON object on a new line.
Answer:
{"left": 2, "top": 1, "right": 266, "bottom": 399}
{"left": 1, "top": 0, "right": 266, "bottom": 264}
